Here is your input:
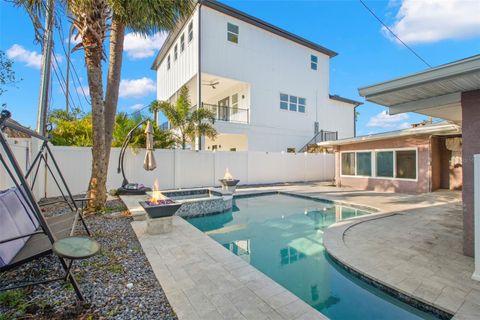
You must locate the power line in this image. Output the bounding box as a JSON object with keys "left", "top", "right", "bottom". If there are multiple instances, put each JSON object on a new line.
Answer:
{"left": 358, "top": 0, "right": 432, "bottom": 68}
{"left": 52, "top": 52, "right": 78, "bottom": 110}
{"left": 55, "top": 21, "right": 91, "bottom": 107}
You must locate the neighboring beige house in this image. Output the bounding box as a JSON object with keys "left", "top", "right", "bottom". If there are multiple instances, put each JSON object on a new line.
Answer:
{"left": 319, "top": 122, "right": 462, "bottom": 193}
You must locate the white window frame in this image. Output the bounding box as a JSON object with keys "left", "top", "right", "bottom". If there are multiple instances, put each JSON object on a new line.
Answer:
{"left": 180, "top": 34, "right": 185, "bottom": 52}
{"left": 311, "top": 55, "right": 318, "bottom": 70}
{"left": 279, "top": 93, "right": 306, "bottom": 114}
{"left": 174, "top": 44, "right": 178, "bottom": 61}
{"left": 340, "top": 147, "right": 418, "bottom": 181}
{"left": 188, "top": 22, "right": 193, "bottom": 42}
{"left": 227, "top": 22, "right": 239, "bottom": 44}
{"left": 167, "top": 55, "right": 171, "bottom": 70}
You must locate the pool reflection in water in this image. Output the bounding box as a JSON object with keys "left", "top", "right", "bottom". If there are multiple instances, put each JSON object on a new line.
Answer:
{"left": 188, "top": 194, "right": 437, "bottom": 320}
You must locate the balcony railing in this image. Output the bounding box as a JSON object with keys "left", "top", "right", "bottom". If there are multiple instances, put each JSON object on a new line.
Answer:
{"left": 200, "top": 103, "right": 249, "bottom": 124}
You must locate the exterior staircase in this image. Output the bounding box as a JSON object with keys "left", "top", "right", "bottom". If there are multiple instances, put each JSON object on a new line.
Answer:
{"left": 299, "top": 130, "right": 338, "bottom": 153}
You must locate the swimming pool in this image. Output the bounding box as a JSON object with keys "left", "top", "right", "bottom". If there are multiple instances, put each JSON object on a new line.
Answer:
{"left": 188, "top": 193, "right": 438, "bottom": 320}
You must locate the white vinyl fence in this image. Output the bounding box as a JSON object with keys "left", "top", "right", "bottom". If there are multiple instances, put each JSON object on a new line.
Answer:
{"left": 1, "top": 139, "right": 335, "bottom": 198}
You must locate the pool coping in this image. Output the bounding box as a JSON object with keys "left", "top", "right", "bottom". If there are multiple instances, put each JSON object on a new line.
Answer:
{"left": 236, "top": 190, "right": 454, "bottom": 319}
{"left": 323, "top": 213, "right": 455, "bottom": 320}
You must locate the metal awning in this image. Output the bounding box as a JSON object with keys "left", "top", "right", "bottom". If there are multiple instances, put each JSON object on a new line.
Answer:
{"left": 358, "top": 55, "right": 480, "bottom": 123}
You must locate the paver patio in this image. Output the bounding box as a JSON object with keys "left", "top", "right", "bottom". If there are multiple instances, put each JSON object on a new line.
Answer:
{"left": 123, "top": 183, "right": 475, "bottom": 319}
{"left": 126, "top": 192, "right": 327, "bottom": 320}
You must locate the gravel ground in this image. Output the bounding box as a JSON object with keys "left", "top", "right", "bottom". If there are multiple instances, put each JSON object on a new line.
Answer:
{"left": 0, "top": 197, "right": 177, "bottom": 320}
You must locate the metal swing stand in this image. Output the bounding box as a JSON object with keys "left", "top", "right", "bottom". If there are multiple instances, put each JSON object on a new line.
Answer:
{"left": 0, "top": 110, "right": 93, "bottom": 301}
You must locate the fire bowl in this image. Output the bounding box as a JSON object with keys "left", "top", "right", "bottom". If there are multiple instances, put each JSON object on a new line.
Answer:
{"left": 219, "top": 179, "right": 240, "bottom": 193}
{"left": 139, "top": 200, "right": 182, "bottom": 219}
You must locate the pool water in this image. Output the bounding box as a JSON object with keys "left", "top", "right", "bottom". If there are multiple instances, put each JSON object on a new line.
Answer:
{"left": 188, "top": 194, "right": 438, "bottom": 320}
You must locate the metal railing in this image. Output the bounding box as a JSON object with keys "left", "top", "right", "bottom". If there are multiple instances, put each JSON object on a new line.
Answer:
{"left": 299, "top": 130, "right": 338, "bottom": 152}
{"left": 200, "top": 103, "right": 249, "bottom": 124}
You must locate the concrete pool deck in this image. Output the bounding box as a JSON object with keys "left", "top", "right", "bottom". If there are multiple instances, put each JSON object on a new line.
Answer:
{"left": 123, "top": 182, "right": 477, "bottom": 319}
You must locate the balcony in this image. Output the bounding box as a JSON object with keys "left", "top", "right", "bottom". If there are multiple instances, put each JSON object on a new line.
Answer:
{"left": 200, "top": 103, "right": 249, "bottom": 124}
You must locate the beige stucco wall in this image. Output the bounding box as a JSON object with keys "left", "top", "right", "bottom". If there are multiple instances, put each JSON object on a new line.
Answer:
{"left": 334, "top": 136, "right": 431, "bottom": 193}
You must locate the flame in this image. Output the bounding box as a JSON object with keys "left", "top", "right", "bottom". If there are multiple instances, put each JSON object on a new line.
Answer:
{"left": 150, "top": 179, "right": 166, "bottom": 204}
{"left": 223, "top": 168, "right": 234, "bottom": 180}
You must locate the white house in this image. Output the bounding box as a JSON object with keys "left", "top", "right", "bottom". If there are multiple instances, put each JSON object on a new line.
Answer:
{"left": 152, "top": 0, "right": 361, "bottom": 152}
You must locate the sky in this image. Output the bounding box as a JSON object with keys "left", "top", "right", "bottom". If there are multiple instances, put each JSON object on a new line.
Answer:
{"left": 1, "top": 0, "right": 480, "bottom": 136}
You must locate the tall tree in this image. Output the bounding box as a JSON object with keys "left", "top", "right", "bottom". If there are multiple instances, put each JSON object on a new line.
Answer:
{"left": 13, "top": 0, "right": 110, "bottom": 211}
{"left": 103, "top": 0, "right": 193, "bottom": 179}
{"left": 14, "top": 0, "right": 192, "bottom": 212}
{"left": 155, "top": 86, "right": 217, "bottom": 149}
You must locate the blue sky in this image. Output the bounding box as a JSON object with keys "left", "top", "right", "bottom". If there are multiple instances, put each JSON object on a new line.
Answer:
{"left": 1, "top": 0, "right": 480, "bottom": 136}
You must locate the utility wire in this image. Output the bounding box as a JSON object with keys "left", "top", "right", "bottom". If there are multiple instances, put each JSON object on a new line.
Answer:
{"left": 55, "top": 21, "right": 91, "bottom": 107}
{"left": 51, "top": 58, "right": 76, "bottom": 111}
{"left": 52, "top": 52, "right": 78, "bottom": 111}
{"left": 358, "top": 0, "right": 432, "bottom": 68}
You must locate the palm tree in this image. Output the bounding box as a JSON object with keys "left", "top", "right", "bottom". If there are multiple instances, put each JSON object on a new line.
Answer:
{"left": 149, "top": 100, "right": 162, "bottom": 125}
{"left": 13, "top": 0, "right": 192, "bottom": 212}
{"left": 13, "top": 0, "right": 110, "bottom": 211}
{"left": 103, "top": 0, "right": 193, "bottom": 174}
{"left": 155, "top": 86, "right": 217, "bottom": 149}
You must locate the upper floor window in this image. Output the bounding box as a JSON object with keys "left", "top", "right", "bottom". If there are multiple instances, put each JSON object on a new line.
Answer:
{"left": 280, "top": 93, "right": 306, "bottom": 113}
{"left": 167, "top": 55, "right": 171, "bottom": 70}
{"left": 180, "top": 34, "right": 185, "bottom": 52}
{"left": 188, "top": 22, "right": 193, "bottom": 42}
{"left": 280, "top": 94, "right": 288, "bottom": 110}
{"left": 311, "top": 55, "right": 318, "bottom": 70}
{"left": 227, "top": 23, "right": 239, "bottom": 44}
{"left": 174, "top": 44, "right": 178, "bottom": 60}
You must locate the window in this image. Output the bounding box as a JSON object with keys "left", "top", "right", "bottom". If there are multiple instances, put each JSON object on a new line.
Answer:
{"left": 280, "top": 93, "right": 288, "bottom": 110}
{"left": 188, "top": 22, "right": 193, "bottom": 42}
{"left": 298, "top": 98, "right": 306, "bottom": 113}
{"left": 232, "top": 93, "right": 239, "bottom": 114}
{"left": 341, "top": 152, "right": 355, "bottom": 176}
{"left": 342, "top": 149, "right": 417, "bottom": 180}
{"left": 311, "top": 55, "right": 318, "bottom": 70}
{"left": 289, "top": 96, "right": 297, "bottom": 111}
{"left": 167, "top": 55, "right": 170, "bottom": 70}
{"left": 356, "top": 152, "right": 372, "bottom": 176}
{"left": 174, "top": 44, "right": 178, "bottom": 60}
{"left": 396, "top": 150, "right": 416, "bottom": 179}
{"left": 280, "top": 93, "right": 306, "bottom": 113}
{"left": 376, "top": 151, "right": 394, "bottom": 177}
{"left": 227, "top": 23, "right": 239, "bottom": 43}
{"left": 180, "top": 34, "right": 185, "bottom": 52}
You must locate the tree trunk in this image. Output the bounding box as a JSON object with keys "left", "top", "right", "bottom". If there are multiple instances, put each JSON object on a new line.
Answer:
{"left": 85, "top": 47, "right": 107, "bottom": 212}
{"left": 104, "top": 18, "right": 125, "bottom": 167}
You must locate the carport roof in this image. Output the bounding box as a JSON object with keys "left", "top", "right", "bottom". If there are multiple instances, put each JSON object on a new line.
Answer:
{"left": 358, "top": 55, "right": 480, "bottom": 123}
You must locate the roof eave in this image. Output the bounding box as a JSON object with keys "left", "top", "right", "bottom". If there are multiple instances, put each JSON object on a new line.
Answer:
{"left": 358, "top": 54, "right": 480, "bottom": 100}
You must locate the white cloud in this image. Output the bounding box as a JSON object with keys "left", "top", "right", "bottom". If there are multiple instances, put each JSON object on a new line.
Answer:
{"left": 129, "top": 103, "right": 144, "bottom": 111}
{"left": 76, "top": 85, "right": 90, "bottom": 97}
{"left": 385, "top": 0, "right": 480, "bottom": 44}
{"left": 6, "top": 44, "right": 42, "bottom": 68}
{"left": 366, "top": 111, "right": 410, "bottom": 129}
{"left": 119, "top": 77, "right": 156, "bottom": 98}
{"left": 123, "top": 32, "right": 167, "bottom": 59}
